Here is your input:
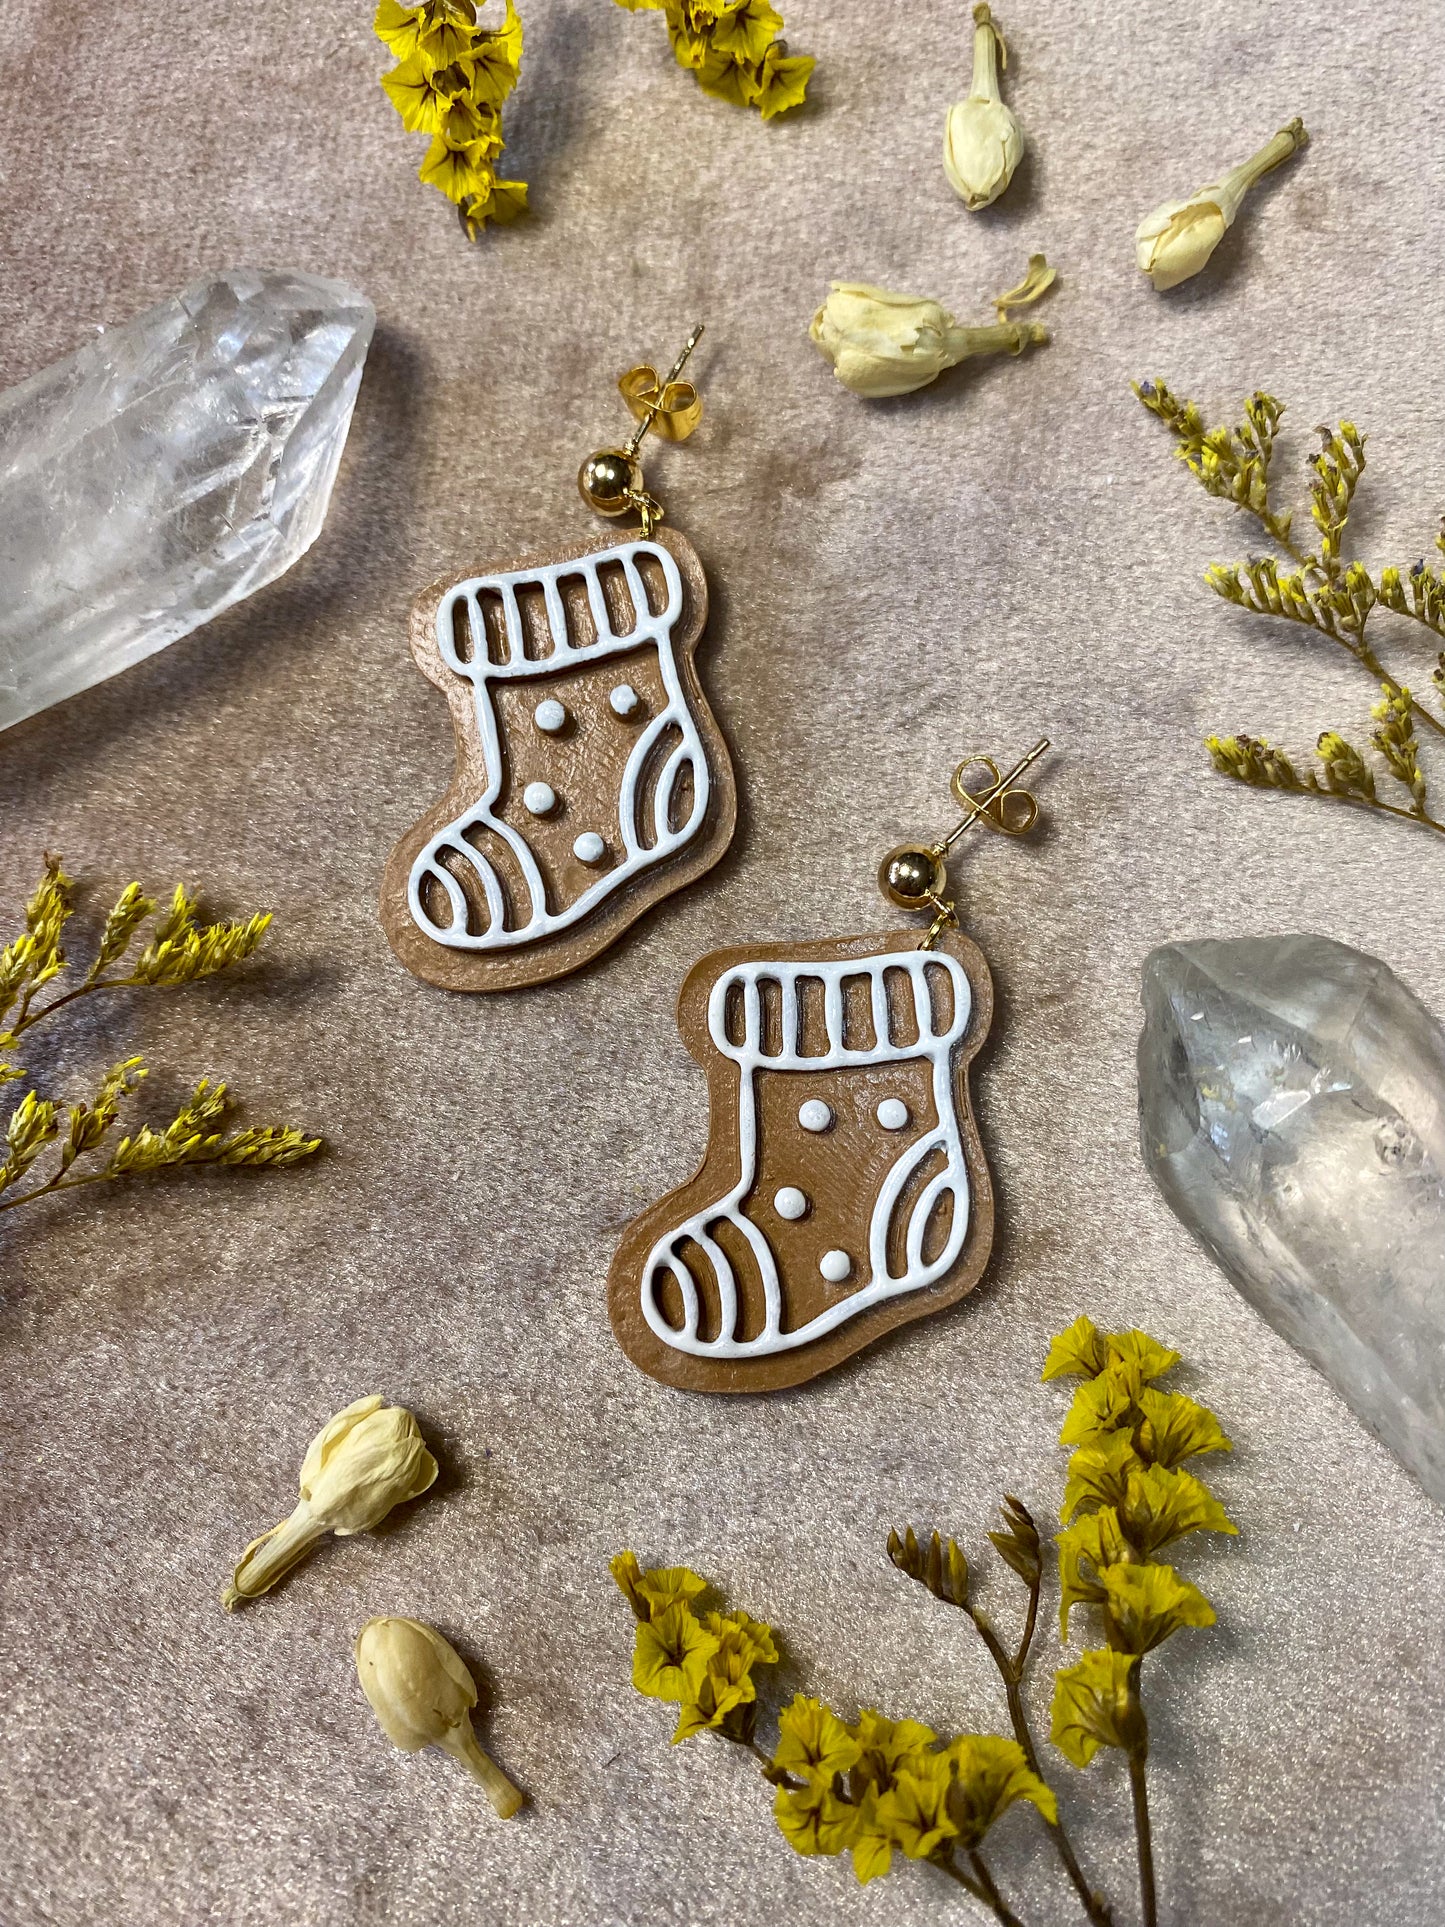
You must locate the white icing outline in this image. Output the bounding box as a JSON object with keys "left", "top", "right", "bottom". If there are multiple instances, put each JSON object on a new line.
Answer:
{"left": 639, "top": 947, "right": 973, "bottom": 1359}
{"left": 407, "top": 540, "right": 709, "bottom": 950}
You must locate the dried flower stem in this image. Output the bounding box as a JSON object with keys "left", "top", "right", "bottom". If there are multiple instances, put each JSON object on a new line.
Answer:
{"left": 927, "top": 1847, "right": 1022, "bottom": 1924}
{"left": 1223, "top": 118, "right": 1308, "bottom": 203}
{"left": 968, "top": 1850, "right": 1028, "bottom": 1927}
{"left": 964, "top": 1605, "right": 1112, "bottom": 1924}
{"left": 1193, "top": 416, "right": 1442, "bottom": 737}
{"left": 888, "top": 1523, "right": 1114, "bottom": 1926}
{"left": 220, "top": 1504, "right": 331, "bottom": 1609}
{"left": 0, "top": 1138, "right": 295, "bottom": 1215}
{"left": 1125, "top": 1675, "right": 1156, "bottom": 1927}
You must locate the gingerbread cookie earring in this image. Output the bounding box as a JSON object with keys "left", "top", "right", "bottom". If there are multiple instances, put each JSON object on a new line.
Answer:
{"left": 608, "top": 740, "right": 1051, "bottom": 1394}
{"left": 380, "top": 327, "right": 735, "bottom": 991}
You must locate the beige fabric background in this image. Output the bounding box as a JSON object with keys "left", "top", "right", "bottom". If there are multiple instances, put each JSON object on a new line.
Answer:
{"left": 2, "top": 3, "right": 1443, "bottom": 1922}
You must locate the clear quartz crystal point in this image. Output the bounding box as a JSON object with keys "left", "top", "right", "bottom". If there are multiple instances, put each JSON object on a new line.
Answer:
{"left": 1139, "top": 935, "right": 1445, "bottom": 1506}
{"left": 0, "top": 268, "right": 374, "bottom": 731}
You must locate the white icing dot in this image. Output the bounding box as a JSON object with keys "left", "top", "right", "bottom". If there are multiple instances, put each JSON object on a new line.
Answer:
{"left": 877, "top": 1098, "right": 909, "bottom": 1131}
{"left": 773, "top": 1186, "right": 808, "bottom": 1221}
{"left": 798, "top": 1100, "right": 834, "bottom": 1133}
{"left": 522, "top": 781, "right": 556, "bottom": 816}
{"left": 573, "top": 831, "right": 606, "bottom": 864}
{"left": 609, "top": 683, "right": 641, "bottom": 717}
{"left": 533, "top": 698, "right": 567, "bottom": 733}
{"left": 819, "top": 1249, "right": 852, "bottom": 1284}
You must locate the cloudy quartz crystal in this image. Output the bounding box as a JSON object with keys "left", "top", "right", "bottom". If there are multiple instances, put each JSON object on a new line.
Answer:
{"left": 0, "top": 268, "right": 373, "bottom": 730}
{"left": 1139, "top": 936, "right": 1445, "bottom": 1506}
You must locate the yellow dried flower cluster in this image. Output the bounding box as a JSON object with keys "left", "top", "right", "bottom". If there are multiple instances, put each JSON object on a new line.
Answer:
{"left": 1138, "top": 379, "right": 1445, "bottom": 839}
{"left": 611, "top": 1552, "right": 1056, "bottom": 1904}
{"left": 375, "top": 0, "right": 527, "bottom": 238}
{"left": 611, "top": 1553, "right": 780, "bottom": 1743}
{"left": 612, "top": 0, "right": 814, "bottom": 121}
{"left": 619, "top": 1321, "right": 1234, "bottom": 1925}
{"left": 1042, "top": 1318, "right": 1233, "bottom": 1769}
{"left": 772, "top": 1704, "right": 1053, "bottom": 1887}
{"left": 0, "top": 857, "right": 320, "bottom": 1220}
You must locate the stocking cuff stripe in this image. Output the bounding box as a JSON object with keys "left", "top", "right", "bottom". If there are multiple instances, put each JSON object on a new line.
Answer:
{"left": 708, "top": 951, "right": 970, "bottom": 1068}
{"left": 438, "top": 542, "right": 684, "bottom": 677}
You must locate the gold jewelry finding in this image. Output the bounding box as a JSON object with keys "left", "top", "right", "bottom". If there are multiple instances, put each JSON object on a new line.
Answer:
{"left": 879, "top": 737, "right": 1050, "bottom": 948}
{"left": 577, "top": 323, "right": 705, "bottom": 536}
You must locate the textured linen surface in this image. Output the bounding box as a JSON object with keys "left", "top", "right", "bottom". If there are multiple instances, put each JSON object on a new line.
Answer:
{"left": 1, "top": 4, "right": 1442, "bottom": 1924}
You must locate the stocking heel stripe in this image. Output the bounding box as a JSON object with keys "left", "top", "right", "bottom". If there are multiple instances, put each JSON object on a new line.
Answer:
{"left": 909, "top": 1163, "right": 967, "bottom": 1271}
{"left": 652, "top": 738, "right": 704, "bottom": 845}
{"left": 868, "top": 1125, "right": 949, "bottom": 1279}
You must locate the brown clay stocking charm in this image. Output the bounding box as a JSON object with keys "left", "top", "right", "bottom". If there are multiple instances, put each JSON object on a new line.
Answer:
{"left": 608, "top": 741, "right": 1051, "bottom": 1393}
{"left": 380, "top": 327, "right": 735, "bottom": 991}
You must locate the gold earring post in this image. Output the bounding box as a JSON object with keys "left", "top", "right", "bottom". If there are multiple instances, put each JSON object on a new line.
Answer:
{"left": 622, "top": 321, "right": 705, "bottom": 462}
{"left": 937, "top": 736, "right": 1050, "bottom": 853}
{"left": 578, "top": 322, "right": 706, "bottom": 536}
{"left": 877, "top": 737, "right": 1051, "bottom": 949}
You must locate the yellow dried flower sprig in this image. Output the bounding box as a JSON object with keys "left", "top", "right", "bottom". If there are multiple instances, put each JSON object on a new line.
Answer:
{"left": 611, "top": 1552, "right": 1056, "bottom": 1915}
{"left": 612, "top": 0, "right": 814, "bottom": 121}
{"left": 375, "top": 0, "right": 527, "bottom": 238}
{"left": 1137, "top": 379, "right": 1445, "bottom": 840}
{"left": 222, "top": 1396, "right": 439, "bottom": 1610}
{"left": 618, "top": 1321, "right": 1235, "bottom": 1927}
{"left": 1039, "top": 1317, "right": 1234, "bottom": 1927}
{"left": 0, "top": 858, "right": 320, "bottom": 1220}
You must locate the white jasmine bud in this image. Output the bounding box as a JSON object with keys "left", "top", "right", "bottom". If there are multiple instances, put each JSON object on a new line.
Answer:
{"left": 1135, "top": 118, "right": 1308, "bottom": 292}
{"left": 222, "top": 1396, "right": 438, "bottom": 1610}
{"left": 355, "top": 1616, "right": 524, "bottom": 1818}
{"left": 944, "top": 4, "right": 1024, "bottom": 211}
{"left": 810, "top": 258, "right": 1055, "bottom": 399}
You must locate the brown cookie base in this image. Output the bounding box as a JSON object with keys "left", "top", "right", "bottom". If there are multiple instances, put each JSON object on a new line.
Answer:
{"left": 379, "top": 526, "right": 735, "bottom": 991}
{"left": 608, "top": 927, "right": 995, "bottom": 1393}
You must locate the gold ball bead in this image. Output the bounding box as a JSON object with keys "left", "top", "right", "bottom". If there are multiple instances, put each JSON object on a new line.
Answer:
{"left": 578, "top": 448, "right": 640, "bottom": 516}
{"left": 879, "top": 843, "right": 946, "bottom": 910}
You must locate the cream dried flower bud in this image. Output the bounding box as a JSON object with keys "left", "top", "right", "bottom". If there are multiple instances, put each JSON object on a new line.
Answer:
{"left": 356, "top": 1616, "right": 524, "bottom": 1818}
{"left": 810, "top": 257, "right": 1055, "bottom": 400}
{"left": 1135, "top": 117, "right": 1308, "bottom": 291}
{"left": 944, "top": 4, "right": 1024, "bottom": 211}
{"left": 221, "top": 1395, "right": 438, "bottom": 1610}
